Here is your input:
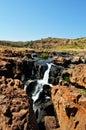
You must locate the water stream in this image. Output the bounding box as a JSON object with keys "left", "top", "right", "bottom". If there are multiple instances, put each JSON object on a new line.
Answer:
{"left": 32, "top": 63, "right": 52, "bottom": 103}
{"left": 24, "top": 60, "right": 64, "bottom": 129}
{"left": 24, "top": 63, "right": 52, "bottom": 116}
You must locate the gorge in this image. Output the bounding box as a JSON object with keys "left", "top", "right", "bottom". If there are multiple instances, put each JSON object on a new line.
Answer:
{"left": 24, "top": 58, "right": 64, "bottom": 126}
{"left": 0, "top": 47, "right": 86, "bottom": 130}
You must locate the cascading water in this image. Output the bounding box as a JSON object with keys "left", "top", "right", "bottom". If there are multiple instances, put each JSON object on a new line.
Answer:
{"left": 32, "top": 63, "right": 52, "bottom": 103}
{"left": 24, "top": 63, "right": 52, "bottom": 117}
{"left": 23, "top": 52, "right": 65, "bottom": 129}
{"left": 24, "top": 61, "right": 64, "bottom": 129}
{"left": 42, "top": 63, "right": 52, "bottom": 84}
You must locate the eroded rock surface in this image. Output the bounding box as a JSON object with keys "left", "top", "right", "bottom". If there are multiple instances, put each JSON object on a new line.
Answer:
{"left": 0, "top": 76, "right": 38, "bottom": 130}
{"left": 51, "top": 85, "right": 86, "bottom": 130}
{"left": 0, "top": 49, "right": 36, "bottom": 81}
{"left": 70, "top": 64, "right": 86, "bottom": 88}
{"left": 0, "top": 48, "right": 86, "bottom": 130}
{"left": 44, "top": 116, "right": 60, "bottom": 130}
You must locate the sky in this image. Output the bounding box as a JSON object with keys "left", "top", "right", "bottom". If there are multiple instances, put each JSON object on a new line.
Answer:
{"left": 0, "top": 0, "right": 86, "bottom": 41}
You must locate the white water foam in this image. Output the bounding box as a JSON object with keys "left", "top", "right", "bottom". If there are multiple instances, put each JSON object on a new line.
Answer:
{"left": 32, "top": 63, "right": 52, "bottom": 102}
{"left": 42, "top": 63, "right": 52, "bottom": 84}
{"left": 24, "top": 63, "right": 52, "bottom": 105}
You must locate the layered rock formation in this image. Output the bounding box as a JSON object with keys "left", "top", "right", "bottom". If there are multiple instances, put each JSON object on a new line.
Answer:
{"left": 0, "top": 49, "right": 36, "bottom": 81}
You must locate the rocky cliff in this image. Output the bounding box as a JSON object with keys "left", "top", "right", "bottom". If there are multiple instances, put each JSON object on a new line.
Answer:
{"left": 45, "top": 64, "right": 86, "bottom": 130}
{"left": 0, "top": 49, "right": 39, "bottom": 130}
{"left": 0, "top": 77, "right": 38, "bottom": 130}
{"left": 0, "top": 46, "right": 86, "bottom": 130}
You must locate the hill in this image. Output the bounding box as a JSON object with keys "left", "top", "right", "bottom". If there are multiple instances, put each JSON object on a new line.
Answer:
{"left": 0, "top": 37, "right": 86, "bottom": 52}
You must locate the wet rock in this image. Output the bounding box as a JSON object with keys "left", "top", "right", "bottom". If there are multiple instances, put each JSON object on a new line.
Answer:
{"left": 34, "top": 100, "right": 54, "bottom": 123}
{"left": 49, "top": 64, "right": 64, "bottom": 85}
{"left": 37, "top": 64, "right": 48, "bottom": 79}
{"left": 25, "top": 80, "right": 37, "bottom": 96}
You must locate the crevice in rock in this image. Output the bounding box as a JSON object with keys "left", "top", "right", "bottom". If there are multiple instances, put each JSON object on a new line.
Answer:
{"left": 65, "top": 107, "right": 78, "bottom": 118}
{"left": 74, "top": 121, "right": 79, "bottom": 129}
{"left": 71, "top": 82, "right": 85, "bottom": 89}
{"left": 39, "top": 103, "right": 55, "bottom": 130}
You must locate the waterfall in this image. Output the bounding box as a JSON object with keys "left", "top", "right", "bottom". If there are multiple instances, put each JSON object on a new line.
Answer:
{"left": 42, "top": 63, "right": 52, "bottom": 84}
{"left": 24, "top": 61, "right": 64, "bottom": 123}
{"left": 24, "top": 63, "right": 53, "bottom": 118}
{"left": 32, "top": 63, "right": 52, "bottom": 103}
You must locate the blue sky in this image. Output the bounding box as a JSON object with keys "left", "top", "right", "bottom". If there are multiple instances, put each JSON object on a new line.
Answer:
{"left": 0, "top": 0, "right": 86, "bottom": 41}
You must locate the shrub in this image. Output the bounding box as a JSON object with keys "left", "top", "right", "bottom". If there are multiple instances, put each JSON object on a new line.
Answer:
{"left": 39, "top": 52, "right": 49, "bottom": 59}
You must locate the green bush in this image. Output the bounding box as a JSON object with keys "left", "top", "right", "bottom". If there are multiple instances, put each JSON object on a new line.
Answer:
{"left": 80, "top": 89, "right": 86, "bottom": 96}
{"left": 39, "top": 52, "right": 49, "bottom": 59}
{"left": 64, "top": 76, "right": 70, "bottom": 82}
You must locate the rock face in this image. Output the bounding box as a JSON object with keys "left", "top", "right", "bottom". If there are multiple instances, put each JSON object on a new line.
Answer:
{"left": 51, "top": 85, "right": 86, "bottom": 130}
{"left": 70, "top": 64, "right": 86, "bottom": 88}
{"left": 0, "top": 49, "right": 36, "bottom": 81}
{"left": 1, "top": 47, "right": 86, "bottom": 130}
{"left": 44, "top": 64, "right": 86, "bottom": 130}
{"left": 44, "top": 116, "right": 60, "bottom": 130}
{"left": 52, "top": 56, "right": 71, "bottom": 66}
{"left": 0, "top": 76, "right": 38, "bottom": 130}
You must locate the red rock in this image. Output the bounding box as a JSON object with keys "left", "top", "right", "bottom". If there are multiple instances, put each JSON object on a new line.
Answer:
{"left": 51, "top": 85, "right": 86, "bottom": 130}
{"left": 0, "top": 77, "right": 38, "bottom": 130}
{"left": 44, "top": 116, "right": 60, "bottom": 130}
{"left": 52, "top": 56, "right": 66, "bottom": 65}
{"left": 70, "top": 64, "right": 86, "bottom": 88}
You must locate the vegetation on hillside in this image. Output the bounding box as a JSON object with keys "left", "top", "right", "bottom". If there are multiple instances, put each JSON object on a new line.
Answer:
{"left": 0, "top": 37, "right": 86, "bottom": 52}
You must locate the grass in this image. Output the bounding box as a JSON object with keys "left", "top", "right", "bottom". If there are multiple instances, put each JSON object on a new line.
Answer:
{"left": 39, "top": 52, "right": 49, "bottom": 59}
{"left": 80, "top": 89, "right": 86, "bottom": 96}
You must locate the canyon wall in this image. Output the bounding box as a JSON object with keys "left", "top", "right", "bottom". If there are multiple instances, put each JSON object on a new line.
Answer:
{"left": 45, "top": 64, "right": 86, "bottom": 130}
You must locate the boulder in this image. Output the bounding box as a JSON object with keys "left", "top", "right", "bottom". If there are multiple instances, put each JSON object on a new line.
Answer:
{"left": 44, "top": 116, "right": 60, "bottom": 130}
{"left": 71, "top": 56, "right": 82, "bottom": 64}
{"left": 49, "top": 64, "right": 64, "bottom": 85}
{"left": 52, "top": 56, "right": 71, "bottom": 67}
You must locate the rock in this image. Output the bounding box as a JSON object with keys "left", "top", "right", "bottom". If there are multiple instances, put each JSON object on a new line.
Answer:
{"left": 37, "top": 64, "right": 48, "bottom": 79}
{"left": 52, "top": 56, "right": 66, "bottom": 65}
{"left": 52, "top": 56, "right": 71, "bottom": 67}
{"left": 0, "top": 77, "right": 38, "bottom": 130}
{"left": 71, "top": 56, "right": 82, "bottom": 64}
{"left": 51, "top": 85, "right": 86, "bottom": 130}
{"left": 44, "top": 116, "right": 60, "bottom": 130}
{"left": 0, "top": 60, "right": 14, "bottom": 78}
{"left": 49, "top": 64, "right": 64, "bottom": 85}
{"left": 70, "top": 64, "right": 86, "bottom": 88}
{"left": 0, "top": 50, "right": 37, "bottom": 81}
